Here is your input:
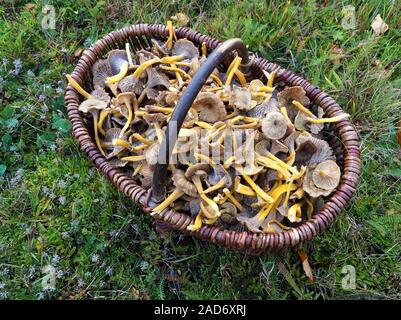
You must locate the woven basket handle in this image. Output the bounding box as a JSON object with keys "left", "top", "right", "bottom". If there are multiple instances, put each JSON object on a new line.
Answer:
{"left": 151, "top": 38, "right": 250, "bottom": 202}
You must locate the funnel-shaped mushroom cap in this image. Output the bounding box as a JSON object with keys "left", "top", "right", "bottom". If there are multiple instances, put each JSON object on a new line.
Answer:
{"left": 172, "top": 39, "right": 199, "bottom": 60}
{"left": 278, "top": 86, "right": 310, "bottom": 121}
{"left": 192, "top": 92, "right": 227, "bottom": 123}
{"left": 303, "top": 168, "right": 333, "bottom": 197}
{"left": 103, "top": 127, "right": 127, "bottom": 159}
{"left": 295, "top": 135, "right": 334, "bottom": 166}
{"left": 143, "top": 112, "right": 168, "bottom": 125}
{"left": 118, "top": 75, "right": 140, "bottom": 93}
{"left": 185, "top": 163, "right": 211, "bottom": 180}
{"left": 79, "top": 98, "right": 108, "bottom": 113}
{"left": 92, "top": 59, "right": 112, "bottom": 88}
{"left": 270, "top": 139, "right": 289, "bottom": 155}
{"left": 207, "top": 164, "right": 233, "bottom": 188}
{"left": 261, "top": 111, "right": 287, "bottom": 140}
{"left": 283, "top": 131, "right": 300, "bottom": 151}
{"left": 312, "top": 160, "right": 341, "bottom": 190}
{"left": 146, "top": 68, "right": 170, "bottom": 93}
{"left": 90, "top": 87, "right": 111, "bottom": 103}
{"left": 115, "top": 92, "right": 136, "bottom": 109}
{"left": 246, "top": 97, "right": 279, "bottom": 118}
{"left": 145, "top": 143, "right": 160, "bottom": 165}
{"left": 108, "top": 49, "right": 129, "bottom": 75}
{"left": 229, "top": 85, "right": 252, "bottom": 111}
{"left": 237, "top": 212, "right": 263, "bottom": 233}
{"left": 172, "top": 169, "right": 198, "bottom": 197}
{"left": 255, "top": 140, "right": 271, "bottom": 157}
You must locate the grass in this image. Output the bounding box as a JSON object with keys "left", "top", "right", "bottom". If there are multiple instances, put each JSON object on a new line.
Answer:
{"left": 0, "top": 0, "right": 400, "bottom": 300}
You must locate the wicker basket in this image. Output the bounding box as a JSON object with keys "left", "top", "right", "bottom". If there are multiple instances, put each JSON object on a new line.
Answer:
{"left": 64, "top": 24, "right": 361, "bottom": 255}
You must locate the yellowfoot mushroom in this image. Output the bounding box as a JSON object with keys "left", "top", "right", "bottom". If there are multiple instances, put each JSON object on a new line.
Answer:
{"left": 192, "top": 92, "right": 227, "bottom": 123}
{"left": 261, "top": 111, "right": 288, "bottom": 140}
{"left": 311, "top": 160, "right": 341, "bottom": 191}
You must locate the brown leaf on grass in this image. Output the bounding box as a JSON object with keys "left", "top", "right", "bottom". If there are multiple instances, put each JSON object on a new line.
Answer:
{"left": 298, "top": 250, "right": 314, "bottom": 283}
{"left": 25, "top": 3, "right": 36, "bottom": 11}
{"left": 74, "top": 48, "right": 85, "bottom": 57}
{"left": 171, "top": 13, "right": 190, "bottom": 27}
{"left": 371, "top": 14, "right": 389, "bottom": 35}
{"left": 329, "top": 44, "right": 345, "bottom": 65}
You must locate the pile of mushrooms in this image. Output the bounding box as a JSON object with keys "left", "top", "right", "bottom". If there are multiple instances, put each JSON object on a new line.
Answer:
{"left": 67, "top": 21, "right": 349, "bottom": 234}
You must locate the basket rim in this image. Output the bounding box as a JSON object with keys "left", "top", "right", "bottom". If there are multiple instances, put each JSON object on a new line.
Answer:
{"left": 64, "top": 23, "right": 361, "bottom": 254}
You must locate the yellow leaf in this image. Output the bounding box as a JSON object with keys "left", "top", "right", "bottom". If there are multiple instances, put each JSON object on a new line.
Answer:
{"left": 298, "top": 250, "right": 314, "bottom": 283}
{"left": 171, "top": 12, "right": 190, "bottom": 27}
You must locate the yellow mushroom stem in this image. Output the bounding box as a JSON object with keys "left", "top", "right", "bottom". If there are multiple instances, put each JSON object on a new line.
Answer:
{"left": 280, "top": 106, "right": 293, "bottom": 125}
{"left": 132, "top": 144, "right": 148, "bottom": 152}
{"left": 256, "top": 157, "right": 292, "bottom": 180}
{"left": 265, "top": 219, "right": 291, "bottom": 231}
{"left": 254, "top": 92, "right": 270, "bottom": 98}
{"left": 288, "top": 202, "right": 303, "bottom": 222}
{"left": 267, "top": 70, "right": 275, "bottom": 87}
{"left": 148, "top": 106, "right": 174, "bottom": 114}
{"left": 266, "top": 153, "right": 300, "bottom": 175}
{"left": 194, "top": 121, "right": 212, "bottom": 129}
{"left": 258, "top": 86, "right": 275, "bottom": 93}
{"left": 191, "top": 176, "right": 220, "bottom": 219}
{"left": 292, "top": 166, "right": 306, "bottom": 180}
{"left": 283, "top": 178, "right": 294, "bottom": 207}
{"left": 230, "top": 115, "right": 244, "bottom": 125}
{"left": 194, "top": 153, "right": 218, "bottom": 165}
{"left": 206, "top": 124, "right": 226, "bottom": 142}
{"left": 134, "top": 110, "right": 147, "bottom": 117}
{"left": 131, "top": 133, "right": 153, "bottom": 145}
{"left": 133, "top": 162, "right": 143, "bottom": 176}
{"left": 210, "top": 74, "right": 223, "bottom": 86}
{"left": 66, "top": 74, "right": 91, "bottom": 98}
{"left": 305, "top": 197, "right": 314, "bottom": 219}
{"left": 173, "top": 61, "right": 192, "bottom": 67}
{"left": 153, "top": 189, "right": 184, "bottom": 213}
{"left": 120, "top": 102, "right": 133, "bottom": 138}
{"left": 160, "top": 55, "right": 184, "bottom": 64}
{"left": 201, "top": 42, "right": 207, "bottom": 58}
{"left": 286, "top": 149, "right": 296, "bottom": 166}
{"left": 222, "top": 188, "right": 244, "bottom": 212}
{"left": 234, "top": 70, "right": 247, "bottom": 87}
{"left": 105, "top": 62, "right": 129, "bottom": 85}
{"left": 241, "top": 174, "right": 274, "bottom": 203}
{"left": 203, "top": 177, "right": 226, "bottom": 194}
{"left": 92, "top": 113, "right": 106, "bottom": 156}
{"left": 204, "top": 215, "right": 219, "bottom": 225}
{"left": 225, "top": 112, "right": 238, "bottom": 120}
{"left": 232, "top": 122, "right": 259, "bottom": 129}
{"left": 243, "top": 116, "right": 259, "bottom": 123}
{"left": 133, "top": 58, "right": 161, "bottom": 78}
{"left": 98, "top": 109, "right": 111, "bottom": 136}
{"left": 165, "top": 20, "right": 177, "bottom": 51}
{"left": 187, "top": 211, "right": 204, "bottom": 231}
{"left": 137, "top": 90, "right": 147, "bottom": 105}
{"left": 161, "top": 65, "right": 191, "bottom": 79}
{"left": 112, "top": 138, "right": 131, "bottom": 149}
{"left": 290, "top": 187, "right": 305, "bottom": 200}
{"left": 225, "top": 56, "right": 242, "bottom": 86}
{"left": 292, "top": 100, "right": 315, "bottom": 118}
{"left": 234, "top": 177, "right": 257, "bottom": 196}
{"left": 223, "top": 156, "right": 237, "bottom": 169}
{"left": 200, "top": 201, "right": 220, "bottom": 219}
{"left": 306, "top": 113, "right": 350, "bottom": 124}
{"left": 153, "top": 122, "right": 164, "bottom": 143}
{"left": 121, "top": 155, "right": 146, "bottom": 162}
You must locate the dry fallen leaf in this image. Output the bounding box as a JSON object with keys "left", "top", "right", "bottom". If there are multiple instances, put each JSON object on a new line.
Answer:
{"left": 74, "top": 48, "right": 85, "bottom": 57}
{"left": 371, "top": 14, "right": 389, "bottom": 35}
{"left": 25, "top": 3, "right": 36, "bottom": 11}
{"left": 298, "top": 250, "right": 314, "bottom": 283}
{"left": 171, "top": 12, "right": 190, "bottom": 27}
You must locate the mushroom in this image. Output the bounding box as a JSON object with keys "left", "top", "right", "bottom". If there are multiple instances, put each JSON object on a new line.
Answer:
{"left": 107, "top": 49, "right": 129, "bottom": 75}
{"left": 246, "top": 98, "right": 279, "bottom": 119}
{"left": 311, "top": 160, "right": 341, "bottom": 191}
{"left": 78, "top": 97, "right": 109, "bottom": 156}
{"left": 115, "top": 92, "right": 137, "bottom": 137}
{"left": 295, "top": 135, "right": 335, "bottom": 166}
{"left": 248, "top": 79, "right": 274, "bottom": 104}
{"left": 171, "top": 168, "right": 198, "bottom": 197}
{"left": 219, "top": 202, "right": 238, "bottom": 225}
{"left": 172, "top": 38, "right": 199, "bottom": 61}
{"left": 204, "top": 165, "right": 233, "bottom": 193}
{"left": 261, "top": 111, "right": 288, "bottom": 140}
{"left": 303, "top": 168, "right": 333, "bottom": 197}
{"left": 229, "top": 85, "right": 252, "bottom": 111}
{"left": 277, "top": 86, "right": 310, "bottom": 121}
{"left": 192, "top": 92, "right": 227, "bottom": 123}
{"left": 92, "top": 59, "right": 112, "bottom": 89}
{"left": 102, "top": 127, "right": 128, "bottom": 159}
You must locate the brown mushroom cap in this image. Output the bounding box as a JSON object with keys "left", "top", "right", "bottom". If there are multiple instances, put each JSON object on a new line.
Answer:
{"left": 118, "top": 75, "right": 140, "bottom": 93}
{"left": 172, "top": 39, "right": 199, "bottom": 60}
{"left": 79, "top": 98, "right": 108, "bottom": 113}
{"left": 229, "top": 85, "right": 252, "bottom": 111}
{"left": 312, "top": 160, "right": 341, "bottom": 190}
{"left": 277, "top": 86, "right": 310, "bottom": 121}
{"left": 303, "top": 168, "right": 333, "bottom": 197}
{"left": 261, "top": 111, "right": 287, "bottom": 140}
{"left": 192, "top": 92, "right": 227, "bottom": 123}
{"left": 255, "top": 140, "right": 271, "bottom": 157}
{"left": 172, "top": 169, "right": 198, "bottom": 197}
{"left": 246, "top": 98, "right": 279, "bottom": 118}
{"left": 185, "top": 163, "right": 211, "bottom": 180}
{"left": 295, "top": 135, "right": 335, "bottom": 166}
{"left": 219, "top": 202, "right": 237, "bottom": 225}
{"left": 143, "top": 112, "right": 168, "bottom": 125}
{"left": 92, "top": 59, "right": 112, "bottom": 88}
{"left": 207, "top": 164, "right": 233, "bottom": 188}
{"left": 108, "top": 49, "right": 129, "bottom": 75}
{"left": 90, "top": 87, "right": 111, "bottom": 103}
{"left": 270, "top": 139, "right": 289, "bottom": 155}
